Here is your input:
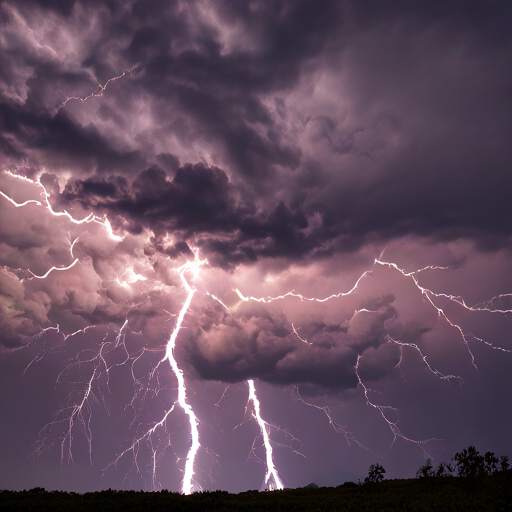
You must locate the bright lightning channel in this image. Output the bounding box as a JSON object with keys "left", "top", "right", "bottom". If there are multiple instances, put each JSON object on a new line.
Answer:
{"left": 1, "top": 171, "right": 123, "bottom": 241}
{"left": 235, "top": 256, "right": 512, "bottom": 455}
{"left": 159, "top": 253, "right": 205, "bottom": 494}
{"left": 104, "top": 254, "right": 208, "bottom": 494}
{"left": 207, "top": 292, "right": 294, "bottom": 488}
{"left": 2, "top": 173, "right": 288, "bottom": 493}
{"left": 247, "top": 379, "right": 284, "bottom": 491}
{"left": 4, "top": 169, "right": 512, "bottom": 491}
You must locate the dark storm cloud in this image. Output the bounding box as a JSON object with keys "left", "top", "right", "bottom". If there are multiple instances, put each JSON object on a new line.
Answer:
{"left": 0, "top": 0, "right": 336, "bottom": 179}
{"left": 2, "top": 0, "right": 512, "bottom": 260}
{"left": 1, "top": 0, "right": 511, "bottom": 347}
{"left": 0, "top": 103, "right": 146, "bottom": 173}
{"left": 51, "top": 163, "right": 325, "bottom": 268}
{"left": 303, "top": 0, "right": 512, "bottom": 251}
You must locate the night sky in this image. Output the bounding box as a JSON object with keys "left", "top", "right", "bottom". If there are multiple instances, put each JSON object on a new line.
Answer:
{"left": 1, "top": 0, "right": 512, "bottom": 494}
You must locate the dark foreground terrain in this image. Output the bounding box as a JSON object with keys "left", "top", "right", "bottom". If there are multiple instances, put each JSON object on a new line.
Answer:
{"left": 2, "top": 472, "right": 511, "bottom": 511}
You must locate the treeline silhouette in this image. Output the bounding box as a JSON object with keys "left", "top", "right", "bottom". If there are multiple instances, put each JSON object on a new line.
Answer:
{"left": 415, "top": 446, "right": 509, "bottom": 479}
{"left": 1, "top": 446, "right": 511, "bottom": 511}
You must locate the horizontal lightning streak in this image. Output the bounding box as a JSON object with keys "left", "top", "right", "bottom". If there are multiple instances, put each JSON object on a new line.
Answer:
{"left": 1, "top": 171, "right": 123, "bottom": 241}
{"left": 56, "top": 67, "right": 137, "bottom": 112}
{"left": 24, "top": 258, "right": 79, "bottom": 280}
{"left": 236, "top": 258, "right": 512, "bottom": 363}
{"left": 234, "top": 268, "right": 372, "bottom": 304}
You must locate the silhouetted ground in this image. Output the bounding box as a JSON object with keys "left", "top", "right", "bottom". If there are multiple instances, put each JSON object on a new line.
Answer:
{"left": 1, "top": 471, "right": 511, "bottom": 511}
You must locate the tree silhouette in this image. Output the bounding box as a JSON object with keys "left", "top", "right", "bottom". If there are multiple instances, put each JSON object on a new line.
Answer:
{"left": 365, "top": 463, "right": 386, "bottom": 483}
{"left": 453, "top": 446, "right": 485, "bottom": 478}
{"left": 423, "top": 447, "right": 511, "bottom": 480}
{"left": 416, "top": 458, "right": 434, "bottom": 478}
{"left": 484, "top": 452, "right": 499, "bottom": 475}
{"left": 434, "top": 461, "right": 454, "bottom": 477}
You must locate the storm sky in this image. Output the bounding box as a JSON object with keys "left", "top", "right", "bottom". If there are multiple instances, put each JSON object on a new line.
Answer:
{"left": 1, "top": 0, "right": 512, "bottom": 493}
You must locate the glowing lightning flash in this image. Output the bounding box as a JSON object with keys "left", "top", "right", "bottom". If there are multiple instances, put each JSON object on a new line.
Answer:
{"left": 158, "top": 253, "right": 206, "bottom": 494}
{"left": 247, "top": 379, "right": 284, "bottom": 491}
{"left": 56, "top": 67, "right": 137, "bottom": 112}
{"left": 207, "top": 293, "right": 292, "bottom": 488}
{"left": 1, "top": 172, "right": 207, "bottom": 493}
{"left": 1, "top": 170, "right": 123, "bottom": 238}
{"left": 4, "top": 168, "right": 512, "bottom": 492}
{"left": 235, "top": 256, "right": 512, "bottom": 457}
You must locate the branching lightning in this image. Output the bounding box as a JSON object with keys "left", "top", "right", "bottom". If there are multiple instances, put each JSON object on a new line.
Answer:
{"left": 354, "top": 354, "right": 436, "bottom": 455}
{"left": 158, "top": 253, "right": 204, "bottom": 494}
{"left": 1, "top": 172, "right": 290, "bottom": 493}
{"left": 1, "top": 170, "right": 123, "bottom": 241}
{"left": 33, "top": 323, "right": 125, "bottom": 465}
{"left": 291, "top": 386, "right": 367, "bottom": 450}
{"left": 2, "top": 169, "right": 512, "bottom": 492}
{"left": 247, "top": 379, "right": 284, "bottom": 491}
{"left": 234, "top": 256, "right": 512, "bottom": 456}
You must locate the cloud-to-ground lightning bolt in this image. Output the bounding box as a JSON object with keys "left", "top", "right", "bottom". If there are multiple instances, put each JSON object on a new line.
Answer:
{"left": 3, "top": 168, "right": 512, "bottom": 491}
{"left": 235, "top": 256, "right": 512, "bottom": 456}
{"left": 207, "top": 292, "right": 293, "bottom": 487}
{"left": 2, "top": 171, "right": 288, "bottom": 492}
{"left": 80, "top": 255, "right": 207, "bottom": 494}
{"left": 1, "top": 173, "right": 210, "bottom": 493}
{"left": 158, "top": 253, "right": 205, "bottom": 494}
{"left": 247, "top": 379, "right": 284, "bottom": 491}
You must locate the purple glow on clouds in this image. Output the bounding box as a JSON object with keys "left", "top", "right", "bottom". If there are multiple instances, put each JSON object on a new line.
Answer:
{"left": 1, "top": 0, "right": 512, "bottom": 493}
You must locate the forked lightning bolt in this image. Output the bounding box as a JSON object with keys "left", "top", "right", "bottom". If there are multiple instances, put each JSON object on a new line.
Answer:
{"left": 1, "top": 170, "right": 123, "bottom": 241}
{"left": 247, "top": 379, "right": 284, "bottom": 491}
{"left": 159, "top": 253, "right": 204, "bottom": 494}
{"left": 235, "top": 257, "right": 512, "bottom": 455}
{"left": 2, "top": 170, "right": 512, "bottom": 491}
{"left": 1, "top": 173, "right": 288, "bottom": 493}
